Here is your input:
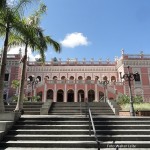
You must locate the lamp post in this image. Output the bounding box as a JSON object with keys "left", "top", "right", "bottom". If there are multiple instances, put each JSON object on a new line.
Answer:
{"left": 100, "top": 80, "right": 109, "bottom": 102}
{"left": 120, "top": 66, "right": 140, "bottom": 116}
{"left": 27, "top": 75, "right": 39, "bottom": 101}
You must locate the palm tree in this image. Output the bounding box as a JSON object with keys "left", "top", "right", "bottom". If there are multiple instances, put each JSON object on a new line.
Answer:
{"left": 8, "top": 5, "right": 61, "bottom": 112}
{"left": 0, "top": 0, "right": 41, "bottom": 113}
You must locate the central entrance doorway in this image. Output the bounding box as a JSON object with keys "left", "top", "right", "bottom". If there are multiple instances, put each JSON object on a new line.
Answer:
{"left": 57, "top": 90, "right": 64, "bottom": 102}
{"left": 67, "top": 89, "right": 74, "bottom": 102}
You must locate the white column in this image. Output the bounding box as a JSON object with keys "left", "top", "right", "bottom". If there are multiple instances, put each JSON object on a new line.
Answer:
{"left": 54, "top": 83, "right": 57, "bottom": 102}
{"left": 95, "top": 83, "right": 98, "bottom": 101}
{"left": 43, "top": 83, "right": 47, "bottom": 102}
{"left": 64, "top": 83, "right": 67, "bottom": 102}
{"left": 74, "top": 83, "right": 77, "bottom": 102}
{"left": 85, "top": 82, "right": 88, "bottom": 100}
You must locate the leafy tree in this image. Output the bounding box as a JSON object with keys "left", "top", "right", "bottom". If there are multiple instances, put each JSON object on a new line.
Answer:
{"left": 0, "top": 0, "right": 38, "bottom": 113}
{"left": 8, "top": 4, "right": 61, "bottom": 112}
{"left": 11, "top": 79, "right": 20, "bottom": 89}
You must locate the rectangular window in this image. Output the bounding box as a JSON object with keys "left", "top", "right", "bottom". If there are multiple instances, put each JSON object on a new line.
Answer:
{"left": 5, "top": 73, "right": 9, "bottom": 81}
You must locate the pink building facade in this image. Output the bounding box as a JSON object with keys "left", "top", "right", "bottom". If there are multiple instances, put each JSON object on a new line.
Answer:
{"left": 2, "top": 50, "right": 150, "bottom": 103}
{"left": 25, "top": 50, "right": 150, "bottom": 103}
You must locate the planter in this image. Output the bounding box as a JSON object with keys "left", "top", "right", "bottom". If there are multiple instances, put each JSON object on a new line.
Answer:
{"left": 119, "top": 111, "right": 130, "bottom": 116}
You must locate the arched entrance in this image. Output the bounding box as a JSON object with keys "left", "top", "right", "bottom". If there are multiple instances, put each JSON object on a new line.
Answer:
{"left": 57, "top": 90, "right": 64, "bottom": 102}
{"left": 88, "top": 90, "right": 95, "bottom": 102}
{"left": 78, "top": 90, "right": 84, "bottom": 102}
{"left": 67, "top": 89, "right": 74, "bottom": 102}
{"left": 47, "top": 89, "right": 53, "bottom": 100}
{"left": 99, "top": 91, "right": 104, "bottom": 101}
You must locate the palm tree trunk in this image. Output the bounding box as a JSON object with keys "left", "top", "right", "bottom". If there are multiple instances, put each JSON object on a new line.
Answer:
{"left": 15, "top": 43, "right": 28, "bottom": 112}
{"left": 0, "top": 24, "right": 9, "bottom": 113}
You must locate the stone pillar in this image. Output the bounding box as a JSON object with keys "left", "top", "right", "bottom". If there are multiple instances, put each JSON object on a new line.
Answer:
{"left": 43, "top": 83, "right": 47, "bottom": 102}
{"left": 85, "top": 80, "right": 88, "bottom": 101}
{"left": 74, "top": 82, "right": 77, "bottom": 102}
{"left": 54, "top": 83, "right": 57, "bottom": 102}
{"left": 95, "top": 83, "right": 98, "bottom": 102}
{"left": 64, "top": 83, "right": 67, "bottom": 102}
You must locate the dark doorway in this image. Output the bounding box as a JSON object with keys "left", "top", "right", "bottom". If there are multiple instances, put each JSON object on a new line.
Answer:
{"left": 57, "top": 90, "right": 64, "bottom": 102}
{"left": 78, "top": 90, "right": 84, "bottom": 102}
{"left": 88, "top": 90, "right": 95, "bottom": 102}
{"left": 67, "top": 90, "right": 74, "bottom": 102}
{"left": 47, "top": 89, "right": 53, "bottom": 100}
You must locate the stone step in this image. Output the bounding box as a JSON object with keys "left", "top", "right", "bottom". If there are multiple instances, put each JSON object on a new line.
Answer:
{"left": 52, "top": 102, "right": 108, "bottom": 106}
{"left": 0, "top": 148, "right": 149, "bottom": 150}
{"left": 50, "top": 107, "right": 111, "bottom": 110}
{"left": 7, "top": 129, "right": 150, "bottom": 135}
{"left": 4, "top": 134, "right": 95, "bottom": 141}
{"left": 4, "top": 134, "right": 150, "bottom": 141}
{"left": 49, "top": 112, "right": 115, "bottom": 115}
{"left": 1, "top": 140, "right": 150, "bottom": 148}
{"left": 11, "top": 124, "right": 150, "bottom": 130}
{"left": 50, "top": 110, "right": 113, "bottom": 113}
{"left": 15, "top": 120, "right": 150, "bottom": 125}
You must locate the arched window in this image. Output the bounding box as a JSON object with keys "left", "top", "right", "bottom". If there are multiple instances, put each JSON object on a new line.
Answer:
{"left": 103, "top": 76, "right": 107, "bottom": 81}
{"left": 61, "top": 76, "right": 66, "bottom": 80}
{"left": 87, "top": 76, "right": 91, "bottom": 80}
{"left": 53, "top": 76, "right": 57, "bottom": 80}
{"left": 78, "top": 76, "right": 83, "bottom": 80}
{"left": 95, "top": 76, "right": 99, "bottom": 80}
{"left": 37, "top": 76, "right": 41, "bottom": 82}
{"left": 111, "top": 76, "right": 116, "bottom": 82}
{"left": 70, "top": 76, "right": 74, "bottom": 80}
{"left": 45, "top": 76, "right": 49, "bottom": 79}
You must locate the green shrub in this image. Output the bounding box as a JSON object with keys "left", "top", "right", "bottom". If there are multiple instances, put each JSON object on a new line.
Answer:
{"left": 117, "top": 94, "right": 143, "bottom": 105}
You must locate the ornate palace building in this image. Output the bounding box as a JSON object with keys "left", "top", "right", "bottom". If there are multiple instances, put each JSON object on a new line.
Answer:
{"left": 2, "top": 50, "right": 150, "bottom": 103}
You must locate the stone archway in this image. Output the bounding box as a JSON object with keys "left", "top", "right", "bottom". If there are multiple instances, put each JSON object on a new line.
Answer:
{"left": 88, "top": 90, "right": 95, "bottom": 102}
{"left": 67, "top": 89, "right": 74, "bottom": 102}
{"left": 57, "top": 90, "right": 64, "bottom": 102}
{"left": 47, "top": 89, "right": 53, "bottom": 100}
{"left": 78, "top": 90, "right": 84, "bottom": 102}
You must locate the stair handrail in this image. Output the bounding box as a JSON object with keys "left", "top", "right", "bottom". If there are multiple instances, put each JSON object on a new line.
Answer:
{"left": 86, "top": 102, "right": 100, "bottom": 150}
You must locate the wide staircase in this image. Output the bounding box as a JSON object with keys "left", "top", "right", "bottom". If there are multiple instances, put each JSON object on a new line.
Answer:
{"left": 0, "top": 102, "right": 150, "bottom": 149}
{"left": 4, "top": 102, "right": 43, "bottom": 115}
{"left": 49, "top": 102, "right": 115, "bottom": 115}
{"left": 0, "top": 115, "right": 150, "bottom": 149}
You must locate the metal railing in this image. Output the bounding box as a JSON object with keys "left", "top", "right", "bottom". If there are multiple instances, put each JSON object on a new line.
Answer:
{"left": 86, "top": 102, "right": 101, "bottom": 150}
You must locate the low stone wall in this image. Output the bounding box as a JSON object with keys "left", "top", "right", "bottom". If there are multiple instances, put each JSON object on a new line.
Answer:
{"left": 136, "top": 110, "right": 150, "bottom": 116}
{"left": 0, "top": 112, "right": 21, "bottom": 141}
{"left": 119, "top": 111, "right": 130, "bottom": 116}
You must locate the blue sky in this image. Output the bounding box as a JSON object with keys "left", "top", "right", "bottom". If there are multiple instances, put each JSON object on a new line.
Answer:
{"left": 3, "top": 0, "right": 150, "bottom": 61}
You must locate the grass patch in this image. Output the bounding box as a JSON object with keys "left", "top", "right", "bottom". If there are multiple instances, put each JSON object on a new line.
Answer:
{"left": 121, "top": 103, "right": 150, "bottom": 111}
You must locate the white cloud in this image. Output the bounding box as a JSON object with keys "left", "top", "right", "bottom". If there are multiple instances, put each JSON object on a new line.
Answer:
{"left": 60, "top": 32, "right": 89, "bottom": 48}
{"left": 7, "top": 46, "right": 36, "bottom": 61}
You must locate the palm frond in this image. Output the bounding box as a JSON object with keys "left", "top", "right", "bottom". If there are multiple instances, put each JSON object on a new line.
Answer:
{"left": 28, "top": 3, "right": 47, "bottom": 26}
{"left": 45, "top": 36, "right": 61, "bottom": 53}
